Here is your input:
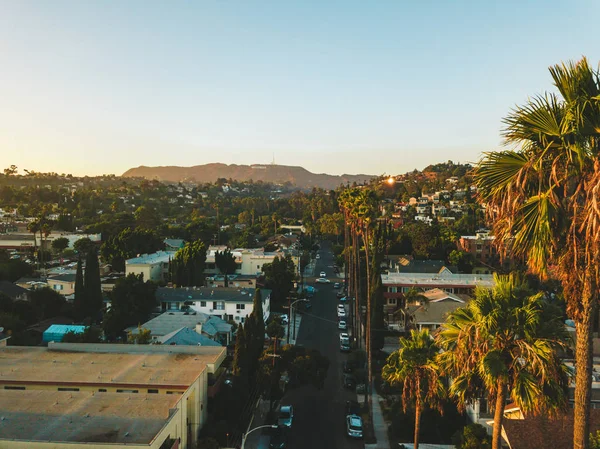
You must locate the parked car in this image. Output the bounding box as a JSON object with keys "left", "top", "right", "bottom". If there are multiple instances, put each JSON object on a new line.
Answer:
{"left": 343, "top": 374, "right": 356, "bottom": 389}
{"left": 333, "top": 282, "right": 340, "bottom": 289}
{"left": 346, "top": 414, "right": 363, "bottom": 438}
{"left": 356, "top": 383, "right": 366, "bottom": 394}
{"left": 338, "top": 320, "right": 347, "bottom": 330}
{"left": 337, "top": 292, "right": 346, "bottom": 299}
{"left": 278, "top": 405, "right": 294, "bottom": 428}
{"left": 340, "top": 342, "right": 351, "bottom": 352}
{"left": 337, "top": 304, "right": 345, "bottom": 311}
{"left": 316, "top": 278, "right": 330, "bottom": 284}
{"left": 319, "top": 271, "right": 326, "bottom": 277}
{"left": 339, "top": 332, "right": 350, "bottom": 343}
{"left": 269, "top": 426, "right": 288, "bottom": 449}
{"left": 343, "top": 360, "right": 358, "bottom": 373}
{"left": 337, "top": 308, "right": 346, "bottom": 318}
{"left": 278, "top": 314, "right": 289, "bottom": 325}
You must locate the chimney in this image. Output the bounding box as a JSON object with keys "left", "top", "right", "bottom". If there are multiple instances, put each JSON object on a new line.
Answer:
{"left": 195, "top": 323, "right": 203, "bottom": 335}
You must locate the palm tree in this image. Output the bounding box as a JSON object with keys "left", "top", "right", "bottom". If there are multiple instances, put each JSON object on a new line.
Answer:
{"left": 473, "top": 57, "right": 600, "bottom": 449}
{"left": 383, "top": 329, "right": 444, "bottom": 449}
{"left": 436, "top": 274, "right": 570, "bottom": 449}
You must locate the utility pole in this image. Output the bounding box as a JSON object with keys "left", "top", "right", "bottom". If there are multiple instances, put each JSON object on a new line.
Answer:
{"left": 287, "top": 296, "right": 291, "bottom": 344}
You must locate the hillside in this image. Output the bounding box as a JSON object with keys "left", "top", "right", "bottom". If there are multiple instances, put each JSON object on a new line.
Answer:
{"left": 122, "top": 163, "right": 374, "bottom": 190}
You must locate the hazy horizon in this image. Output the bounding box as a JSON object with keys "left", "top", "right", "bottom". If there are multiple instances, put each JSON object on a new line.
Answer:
{"left": 1, "top": 0, "right": 598, "bottom": 177}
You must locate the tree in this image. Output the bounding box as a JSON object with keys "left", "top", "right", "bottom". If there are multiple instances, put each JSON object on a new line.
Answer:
{"left": 232, "top": 324, "right": 248, "bottom": 378}
{"left": 102, "top": 274, "right": 158, "bottom": 340}
{"left": 29, "top": 287, "right": 69, "bottom": 321}
{"left": 83, "top": 247, "right": 103, "bottom": 323}
{"left": 51, "top": 237, "right": 69, "bottom": 255}
{"left": 73, "top": 237, "right": 96, "bottom": 256}
{"left": 170, "top": 240, "right": 207, "bottom": 287}
{"left": 3, "top": 165, "right": 17, "bottom": 176}
{"left": 262, "top": 255, "right": 295, "bottom": 303}
{"left": 452, "top": 424, "right": 491, "bottom": 449}
{"left": 383, "top": 329, "right": 445, "bottom": 449}
{"left": 266, "top": 320, "right": 285, "bottom": 340}
{"left": 134, "top": 205, "right": 161, "bottom": 229}
{"left": 436, "top": 274, "right": 570, "bottom": 449}
{"left": 62, "top": 327, "right": 102, "bottom": 343}
{"left": 127, "top": 327, "right": 152, "bottom": 344}
{"left": 215, "top": 249, "right": 237, "bottom": 287}
{"left": 100, "top": 227, "right": 162, "bottom": 272}
{"left": 73, "top": 256, "right": 85, "bottom": 321}
{"left": 473, "top": 58, "right": 600, "bottom": 449}
{"left": 448, "top": 249, "right": 475, "bottom": 274}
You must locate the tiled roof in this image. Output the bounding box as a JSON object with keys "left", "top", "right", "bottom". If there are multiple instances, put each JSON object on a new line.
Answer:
{"left": 158, "top": 327, "right": 222, "bottom": 346}
{"left": 131, "top": 311, "right": 231, "bottom": 337}
{"left": 48, "top": 273, "right": 77, "bottom": 283}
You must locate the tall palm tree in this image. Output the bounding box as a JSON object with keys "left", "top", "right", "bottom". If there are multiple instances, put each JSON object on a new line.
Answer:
{"left": 437, "top": 274, "right": 570, "bottom": 449}
{"left": 383, "top": 329, "right": 444, "bottom": 449}
{"left": 473, "top": 57, "right": 600, "bottom": 449}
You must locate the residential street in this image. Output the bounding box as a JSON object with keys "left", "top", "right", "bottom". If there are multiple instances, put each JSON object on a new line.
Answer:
{"left": 283, "top": 241, "right": 365, "bottom": 449}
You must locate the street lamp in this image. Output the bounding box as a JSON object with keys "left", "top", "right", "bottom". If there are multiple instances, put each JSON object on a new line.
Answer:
{"left": 241, "top": 424, "right": 278, "bottom": 449}
{"left": 287, "top": 298, "right": 309, "bottom": 344}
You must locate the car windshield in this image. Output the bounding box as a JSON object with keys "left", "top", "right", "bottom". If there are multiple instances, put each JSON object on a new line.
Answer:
{"left": 280, "top": 411, "right": 290, "bottom": 419}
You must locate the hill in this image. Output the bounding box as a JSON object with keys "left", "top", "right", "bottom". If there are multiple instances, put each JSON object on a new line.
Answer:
{"left": 122, "top": 163, "right": 374, "bottom": 190}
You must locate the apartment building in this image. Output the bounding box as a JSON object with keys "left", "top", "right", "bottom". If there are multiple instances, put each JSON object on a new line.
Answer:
{"left": 125, "top": 250, "right": 176, "bottom": 282}
{"left": 0, "top": 343, "right": 226, "bottom": 449}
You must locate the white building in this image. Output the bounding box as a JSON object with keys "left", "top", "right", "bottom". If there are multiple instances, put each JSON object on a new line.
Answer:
{"left": 156, "top": 286, "right": 271, "bottom": 325}
{"left": 125, "top": 251, "right": 176, "bottom": 282}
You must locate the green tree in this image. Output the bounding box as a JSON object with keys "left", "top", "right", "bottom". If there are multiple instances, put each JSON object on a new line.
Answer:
{"left": 62, "top": 327, "right": 102, "bottom": 343}
{"left": 452, "top": 424, "right": 491, "bottom": 449}
{"left": 473, "top": 58, "right": 600, "bottom": 449}
{"left": 266, "top": 320, "right": 285, "bottom": 340}
{"left": 127, "top": 327, "right": 152, "bottom": 344}
{"left": 73, "top": 237, "right": 96, "bottom": 256}
{"left": 262, "top": 255, "right": 295, "bottom": 303}
{"left": 100, "top": 227, "right": 162, "bottom": 272}
{"left": 383, "top": 329, "right": 445, "bottom": 449}
{"left": 29, "top": 287, "right": 70, "bottom": 321}
{"left": 170, "top": 240, "right": 207, "bottom": 287}
{"left": 102, "top": 274, "right": 158, "bottom": 341}
{"left": 83, "top": 247, "right": 103, "bottom": 323}
{"left": 51, "top": 237, "right": 69, "bottom": 255}
{"left": 215, "top": 249, "right": 237, "bottom": 287}
{"left": 448, "top": 249, "right": 475, "bottom": 274}
{"left": 437, "top": 274, "right": 570, "bottom": 449}
{"left": 232, "top": 323, "right": 248, "bottom": 378}
{"left": 73, "top": 256, "right": 85, "bottom": 321}
{"left": 134, "top": 205, "right": 161, "bottom": 229}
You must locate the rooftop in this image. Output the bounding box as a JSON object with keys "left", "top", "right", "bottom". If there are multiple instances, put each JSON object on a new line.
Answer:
{"left": 156, "top": 286, "right": 271, "bottom": 303}
{"left": 131, "top": 311, "right": 232, "bottom": 337}
{"left": 0, "top": 389, "right": 180, "bottom": 444}
{"left": 0, "top": 280, "right": 29, "bottom": 298}
{"left": 382, "top": 272, "right": 495, "bottom": 288}
{"left": 48, "top": 273, "right": 77, "bottom": 283}
{"left": 159, "top": 327, "right": 222, "bottom": 346}
{"left": 125, "top": 250, "right": 176, "bottom": 266}
{"left": 0, "top": 344, "right": 225, "bottom": 388}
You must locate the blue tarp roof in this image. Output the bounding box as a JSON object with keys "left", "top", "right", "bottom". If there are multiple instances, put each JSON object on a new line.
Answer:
{"left": 42, "top": 324, "right": 87, "bottom": 343}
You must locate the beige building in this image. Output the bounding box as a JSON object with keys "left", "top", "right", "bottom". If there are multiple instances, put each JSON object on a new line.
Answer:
{"left": 47, "top": 273, "right": 77, "bottom": 296}
{"left": 125, "top": 251, "right": 175, "bottom": 282}
{"left": 0, "top": 342, "right": 226, "bottom": 449}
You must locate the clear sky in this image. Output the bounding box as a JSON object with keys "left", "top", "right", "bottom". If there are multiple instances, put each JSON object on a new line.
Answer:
{"left": 0, "top": 0, "right": 598, "bottom": 177}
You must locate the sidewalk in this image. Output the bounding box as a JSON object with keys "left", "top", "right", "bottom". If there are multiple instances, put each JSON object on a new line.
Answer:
{"left": 366, "top": 383, "right": 390, "bottom": 449}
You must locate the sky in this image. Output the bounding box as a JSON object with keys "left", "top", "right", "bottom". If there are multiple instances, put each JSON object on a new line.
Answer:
{"left": 0, "top": 0, "right": 599, "bottom": 177}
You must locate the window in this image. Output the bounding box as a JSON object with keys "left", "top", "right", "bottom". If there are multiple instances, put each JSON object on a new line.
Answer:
{"left": 53, "top": 284, "right": 63, "bottom": 291}
{"left": 215, "top": 301, "right": 225, "bottom": 310}
{"left": 58, "top": 387, "right": 79, "bottom": 392}
{"left": 228, "top": 314, "right": 234, "bottom": 321}
{"left": 116, "top": 389, "right": 139, "bottom": 393}
{"left": 166, "top": 391, "right": 183, "bottom": 395}
{"left": 4, "top": 386, "right": 25, "bottom": 390}
{"left": 236, "top": 304, "right": 245, "bottom": 310}
{"left": 98, "top": 389, "right": 107, "bottom": 392}
{"left": 200, "top": 301, "right": 206, "bottom": 307}
{"left": 387, "top": 286, "right": 397, "bottom": 293}
{"left": 257, "top": 264, "right": 260, "bottom": 269}
{"left": 148, "top": 389, "right": 159, "bottom": 394}
{"left": 387, "top": 298, "right": 397, "bottom": 305}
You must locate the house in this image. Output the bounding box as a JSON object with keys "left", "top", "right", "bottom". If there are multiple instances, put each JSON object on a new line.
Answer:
{"left": 382, "top": 271, "right": 494, "bottom": 299}
{"left": 130, "top": 311, "right": 233, "bottom": 345}
{"left": 0, "top": 343, "right": 226, "bottom": 449}
{"left": 156, "top": 327, "right": 223, "bottom": 346}
{"left": 204, "top": 247, "right": 284, "bottom": 276}
{"left": 156, "top": 287, "right": 271, "bottom": 325}
{"left": 402, "top": 289, "right": 469, "bottom": 332}
{"left": 0, "top": 280, "right": 30, "bottom": 301}
{"left": 164, "top": 238, "right": 185, "bottom": 251}
{"left": 47, "top": 273, "right": 77, "bottom": 296}
{"left": 125, "top": 250, "right": 175, "bottom": 282}
{"left": 457, "top": 230, "right": 499, "bottom": 266}
{"left": 205, "top": 274, "right": 258, "bottom": 289}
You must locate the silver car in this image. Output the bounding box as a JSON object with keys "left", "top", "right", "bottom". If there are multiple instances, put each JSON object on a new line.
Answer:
{"left": 346, "top": 414, "right": 363, "bottom": 438}
{"left": 278, "top": 405, "right": 294, "bottom": 428}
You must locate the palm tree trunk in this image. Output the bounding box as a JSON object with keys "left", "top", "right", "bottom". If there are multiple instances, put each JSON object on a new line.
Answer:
{"left": 414, "top": 399, "right": 422, "bottom": 449}
{"left": 354, "top": 229, "right": 361, "bottom": 348}
{"left": 574, "top": 287, "right": 596, "bottom": 449}
{"left": 363, "top": 226, "right": 373, "bottom": 418}
{"left": 492, "top": 379, "right": 506, "bottom": 449}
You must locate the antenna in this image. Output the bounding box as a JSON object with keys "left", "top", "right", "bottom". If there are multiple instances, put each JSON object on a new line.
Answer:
{"left": 271, "top": 153, "right": 275, "bottom": 165}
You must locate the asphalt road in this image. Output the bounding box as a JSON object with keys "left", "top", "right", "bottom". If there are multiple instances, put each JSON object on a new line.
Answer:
{"left": 283, "top": 241, "right": 364, "bottom": 449}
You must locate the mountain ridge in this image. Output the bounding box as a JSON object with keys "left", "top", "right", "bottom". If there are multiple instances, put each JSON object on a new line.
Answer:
{"left": 122, "top": 163, "right": 375, "bottom": 189}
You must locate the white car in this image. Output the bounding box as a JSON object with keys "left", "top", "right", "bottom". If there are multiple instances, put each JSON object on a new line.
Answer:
{"left": 337, "top": 304, "right": 345, "bottom": 312}
{"left": 316, "top": 254, "right": 320, "bottom": 259}
{"left": 338, "top": 309, "right": 346, "bottom": 318}
{"left": 319, "top": 271, "right": 326, "bottom": 278}
{"left": 316, "top": 278, "right": 330, "bottom": 284}
{"left": 339, "top": 332, "right": 349, "bottom": 341}
{"left": 279, "top": 314, "right": 289, "bottom": 325}
{"left": 347, "top": 414, "right": 363, "bottom": 438}
{"left": 338, "top": 320, "right": 347, "bottom": 330}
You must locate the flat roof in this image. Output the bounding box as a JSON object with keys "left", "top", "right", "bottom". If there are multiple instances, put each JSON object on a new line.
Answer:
{"left": 382, "top": 272, "right": 495, "bottom": 288}
{"left": 0, "top": 346, "right": 223, "bottom": 388}
{"left": 0, "top": 389, "right": 179, "bottom": 444}
{"left": 157, "top": 286, "right": 271, "bottom": 303}
{"left": 125, "top": 250, "right": 176, "bottom": 266}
